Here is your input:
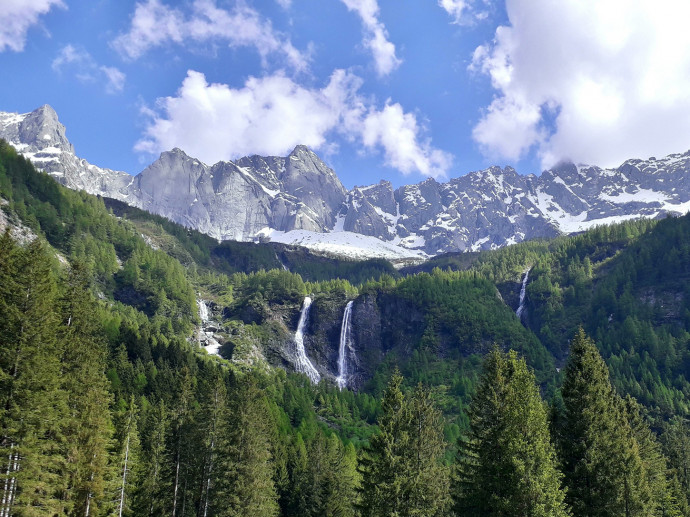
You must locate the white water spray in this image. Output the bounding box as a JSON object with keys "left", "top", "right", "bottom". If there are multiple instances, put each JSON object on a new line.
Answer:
{"left": 516, "top": 268, "right": 531, "bottom": 320}
{"left": 198, "top": 299, "right": 209, "bottom": 322}
{"left": 336, "top": 301, "right": 354, "bottom": 389}
{"left": 294, "top": 297, "right": 321, "bottom": 383}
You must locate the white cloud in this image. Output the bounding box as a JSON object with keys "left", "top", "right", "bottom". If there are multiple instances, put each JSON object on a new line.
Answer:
{"left": 52, "top": 45, "right": 126, "bottom": 94}
{"left": 0, "top": 0, "right": 64, "bottom": 52}
{"left": 136, "top": 69, "right": 451, "bottom": 178}
{"left": 439, "top": 0, "right": 491, "bottom": 24}
{"left": 101, "top": 66, "right": 126, "bottom": 94}
{"left": 472, "top": 0, "right": 690, "bottom": 169}
{"left": 340, "top": 0, "right": 401, "bottom": 77}
{"left": 439, "top": 0, "right": 469, "bottom": 22}
{"left": 361, "top": 103, "right": 452, "bottom": 177}
{"left": 113, "top": 0, "right": 308, "bottom": 72}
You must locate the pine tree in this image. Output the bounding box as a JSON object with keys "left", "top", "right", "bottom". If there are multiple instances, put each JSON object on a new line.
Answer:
{"left": 59, "top": 261, "right": 114, "bottom": 517}
{"left": 358, "top": 371, "right": 450, "bottom": 517}
{"left": 327, "top": 437, "right": 359, "bottom": 517}
{"left": 559, "top": 329, "right": 652, "bottom": 517}
{"left": 454, "top": 348, "right": 568, "bottom": 517}
{"left": 0, "top": 230, "right": 20, "bottom": 517}
{"left": 169, "top": 368, "right": 196, "bottom": 517}
{"left": 661, "top": 417, "right": 690, "bottom": 513}
{"left": 196, "top": 372, "right": 228, "bottom": 517}
{"left": 113, "top": 396, "right": 141, "bottom": 517}
{"left": 298, "top": 431, "right": 359, "bottom": 517}
{"left": 625, "top": 398, "right": 687, "bottom": 517}
{"left": 215, "top": 376, "right": 279, "bottom": 517}
{"left": 134, "top": 401, "right": 170, "bottom": 517}
{"left": 358, "top": 370, "right": 411, "bottom": 517}
{"left": 1, "top": 239, "right": 68, "bottom": 516}
{"left": 286, "top": 433, "right": 310, "bottom": 516}
{"left": 406, "top": 384, "right": 450, "bottom": 516}
{"left": 0, "top": 230, "right": 19, "bottom": 412}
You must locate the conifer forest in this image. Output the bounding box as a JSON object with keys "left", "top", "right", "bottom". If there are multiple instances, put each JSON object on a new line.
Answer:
{"left": 3, "top": 139, "right": 690, "bottom": 517}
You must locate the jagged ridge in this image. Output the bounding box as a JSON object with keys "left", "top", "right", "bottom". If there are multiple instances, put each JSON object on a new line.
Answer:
{"left": 2, "top": 105, "right": 690, "bottom": 260}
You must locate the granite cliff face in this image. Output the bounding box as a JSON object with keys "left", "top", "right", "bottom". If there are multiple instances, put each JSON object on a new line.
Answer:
{"left": 3, "top": 105, "right": 690, "bottom": 259}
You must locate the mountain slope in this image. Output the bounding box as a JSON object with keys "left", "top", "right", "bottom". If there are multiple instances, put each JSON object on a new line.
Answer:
{"left": 3, "top": 105, "right": 690, "bottom": 260}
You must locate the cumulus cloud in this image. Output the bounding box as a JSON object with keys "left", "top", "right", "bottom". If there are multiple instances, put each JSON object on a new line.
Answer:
{"left": 136, "top": 69, "right": 451, "bottom": 177}
{"left": 113, "top": 0, "right": 308, "bottom": 72}
{"left": 361, "top": 103, "right": 452, "bottom": 176}
{"left": 52, "top": 45, "right": 126, "bottom": 94}
{"left": 340, "top": 0, "right": 401, "bottom": 77}
{"left": 0, "top": 0, "right": 64, "bottom": 52}
{"left": 472, "top": 0, "right": 690, "bottom": 169}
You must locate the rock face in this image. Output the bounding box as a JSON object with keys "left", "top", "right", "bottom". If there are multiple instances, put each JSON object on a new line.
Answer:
{"left": 0, "top": 105, "right": 134, "bottom": 195}
{"left": 3, "top": 105, "right": 690, "bottom": 258}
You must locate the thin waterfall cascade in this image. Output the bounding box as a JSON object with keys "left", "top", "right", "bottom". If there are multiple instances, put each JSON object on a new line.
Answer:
{"left": 275, "top": 253, "right": 289, "bottom": 271}
{"left": 293, "top": 297, "right": 321, "bottom": 384}
{"left": 198, "top": 299, "right": 209, "bottom": 322}
{"left": 335, "top": 301, "right": 354, "bottom": 389}
{"left": 197, "top": 299, "right": 221, "bottom": 356}
{"left": 515, "top": 268, "right": 531, "bottom": 320}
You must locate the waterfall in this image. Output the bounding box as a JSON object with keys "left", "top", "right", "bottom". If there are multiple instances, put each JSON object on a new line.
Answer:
{"left": 516, "top": 268, "right": 531, "bottom": 320}
{"left": 335, "top": 301, "right": 354, "bottom": 389}
{"left": 198, "top": 299, "right": 209, "bottom": 322}
{"left": 293, "top": 297, "right": 321, "bottom": 383}
{"left": 197, "top": 299, "right": 220, "bottom": 356}
{"left": 275, "top": 253, "right": 289, "bottom": 271}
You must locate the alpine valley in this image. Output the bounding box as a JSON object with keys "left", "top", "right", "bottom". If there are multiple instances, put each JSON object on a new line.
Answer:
{"left": 4, "top": 106, "right": 690, "bottom": 517}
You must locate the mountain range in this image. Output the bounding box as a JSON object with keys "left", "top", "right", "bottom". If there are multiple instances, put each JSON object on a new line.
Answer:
{"left": 2, "top": 104, "right": 690, "bottom": 262}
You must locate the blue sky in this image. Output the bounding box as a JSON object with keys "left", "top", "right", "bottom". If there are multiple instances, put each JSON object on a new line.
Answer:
{"left": 2, "top": 0, "right": 690, "bottom": 189}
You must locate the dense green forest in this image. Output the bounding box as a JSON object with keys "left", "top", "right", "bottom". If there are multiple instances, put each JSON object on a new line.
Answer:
{"left": 3, "top": 139, "right": 690, "bottom": 516}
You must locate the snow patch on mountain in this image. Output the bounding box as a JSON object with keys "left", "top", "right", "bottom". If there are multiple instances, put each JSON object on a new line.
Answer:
{"left": 256, "top": 227, "right": 427, "bottom": 263}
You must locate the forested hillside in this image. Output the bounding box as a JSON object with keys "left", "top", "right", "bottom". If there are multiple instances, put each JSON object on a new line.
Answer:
{"left": 3, "top": 139, "right": 690, "bottom": 516}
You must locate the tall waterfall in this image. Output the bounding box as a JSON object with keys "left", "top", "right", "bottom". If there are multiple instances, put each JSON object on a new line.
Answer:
{"left": 516, "top": 268, "right": 531, "bottom": 320}
{"left": 336, "top": 301, "right": 354, "bottom": 390}
{"left": 294, "top": 297, "right": 321, "bottom": 383}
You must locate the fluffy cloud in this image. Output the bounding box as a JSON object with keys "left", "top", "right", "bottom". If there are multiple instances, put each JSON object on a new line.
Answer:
{"left": 361, "top": 104, "right": 452, "bottom": 176}
{"left": 52, "top": 45, "right": 126, "bottom": 94}
{"left": 472, "top": 0, "right": 690, "bottom": 168}
{"left": 0, "top": 0, "right": 64, "bottom": 52}
{"left": 340, "top": 0, "right": 401, "bottom": 77}
{"left": 113, "top": 0, "right": 308, "bottom": 71}
{"left": 136, "top": 69, "right": 451, "bottom": 177}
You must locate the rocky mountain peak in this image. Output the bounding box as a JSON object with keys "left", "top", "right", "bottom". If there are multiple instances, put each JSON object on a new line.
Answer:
{"left": 3, "top": 105, "right": 690, "bottom": 261}
{"left": 19, "top": 104, "right": 74, "bottom": 153}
